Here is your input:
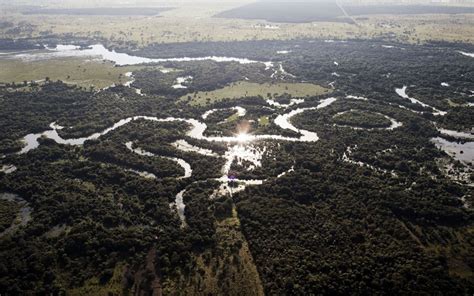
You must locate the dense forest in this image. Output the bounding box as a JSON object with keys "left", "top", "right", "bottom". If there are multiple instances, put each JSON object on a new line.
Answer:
{"left": 0, "top": 38, "right": 472, "bottom": 294}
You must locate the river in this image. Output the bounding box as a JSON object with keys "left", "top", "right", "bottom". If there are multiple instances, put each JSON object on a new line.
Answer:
{"left": 10, "top": 44, "right": 275, "bottom": 69}
{"left": 395, "top": 86, "right": 447, "bottom": 116}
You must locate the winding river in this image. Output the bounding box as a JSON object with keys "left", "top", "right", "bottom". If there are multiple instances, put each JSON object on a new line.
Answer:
{"left": 4, "top": 42, "right": 472, "bottom": 228}
{"left": 15, "top": 97, "right": 343, "bottom": 224}
{"left": 125, "top": 141, "right": 192, "bottom": 179}
{"left": 332, "top": 109, "right": 403, "bottom": 131}
{"left": 274, "top": 97, "right": 338, "bottom": 142}
{"left": 396, "top": 86, "right": 447, "bottom": 116}
{"left": 342, "top": 145, "right": 397, "bottom": 177}
{"left": 18, "top": 97, "right": 340, "bottom": 155}
{"left": 11, "top": 43, "right": 464, "bottom": 220}
{"left": 202, "top": 106, "right": 246, "bottom": 120}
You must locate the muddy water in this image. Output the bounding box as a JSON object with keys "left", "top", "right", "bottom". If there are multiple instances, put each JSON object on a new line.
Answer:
{"left": 432, "top": 137, "right": 474, "bottom": 164}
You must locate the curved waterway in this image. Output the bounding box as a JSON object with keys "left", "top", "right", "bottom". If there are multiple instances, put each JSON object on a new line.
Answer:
{"left": 202, "top": 106, "right": 246, "bottom": 120}
{"left": 14, "top": 95, "right": 410, "bottom": 207}
{"left": 123, "top": 72, "right": 144, "bottom": 95}
{"left": 332, "top": 110, "right": 403, "bottom": 131}
{"left": 15, "top": 98, "right": 341, "bottom": 208}
{"left": 172, "top": 140, "right": 218, "bottom": 157}
{"left": 437, "top": 128, "right": 474, "bottom": 141}
{"left": 18, "top": 97, "right": 339, "bottom": 155}
{"left": 125, "top": 141, "right": 192, "bottom": 179}
{"left": 457, "top": 51, "right": 474, "bottom": 58}
{"left": 274, "top": 97, "right": 338, "bottom": 142}
{"left": 12, "top": 95, "right": 413, "bottom": 223}
{"left": 342, "top": 146, "right": 397, "bottom": 177}
{"left": 395, "top": 86, "right": 447, "bottom": 116}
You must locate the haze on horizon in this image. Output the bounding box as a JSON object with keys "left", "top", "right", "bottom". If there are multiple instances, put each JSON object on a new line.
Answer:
{"left": 3, "top": 0, "right": 474, "bottom": 6}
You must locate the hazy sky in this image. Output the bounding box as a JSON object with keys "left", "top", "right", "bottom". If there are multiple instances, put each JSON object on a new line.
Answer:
{"left": 3, "top": 0, "right": 470, "bottom": 7}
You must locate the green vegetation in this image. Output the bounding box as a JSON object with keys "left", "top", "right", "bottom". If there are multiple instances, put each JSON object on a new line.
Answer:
{"left": 66, "top": 262, "right": 127, "bottom": 296}
{"left": 258, "top": 116, "right": 269, "bottom": 126}
{"left": 165, "top": 201, "right": 265, "bottom": 295}
{"left": 0, "top": 58, "right": 141, "bottom": 90}
{"left": 0, "top": 39, "right": 472, "bottom": 295}
{"left": 0, "top": 199, "right": 18, "bottom": 233}
{"left": 332, "top": 110, "right": 392, "bottom": 128}
{"left": 132, "top": 61, "right": 270, "bottom": 97}
{"left": 180, "top": 81, "right": 331, "bottom": 106}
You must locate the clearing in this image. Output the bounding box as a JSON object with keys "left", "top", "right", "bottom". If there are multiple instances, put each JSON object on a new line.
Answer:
{"left": 0, "top": 57, "right": 142, "bottom": 89}
{"left": 180, "top": 81, "right": 331, "bottom": 106}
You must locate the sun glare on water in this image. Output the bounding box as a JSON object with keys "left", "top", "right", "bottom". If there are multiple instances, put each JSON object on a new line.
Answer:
{"left": 236, "top": 132, "right": 251, "bottom": 143}
{"left": 235, "top": 120, "right": 252, "bottom": 143}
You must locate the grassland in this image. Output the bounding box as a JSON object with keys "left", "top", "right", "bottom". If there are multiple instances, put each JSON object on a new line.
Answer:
{"left": 226, "top": 112, "right": 241, "bottom": 123}
{"left": 1, "top": 2, "right": 474, "bottom": 46}
{"left": 180, "top": 81, "right": 331, "bottom": 106}
{"left": 0, "top": 58, "right": 142, "bottom": 89}
{"left": 258, "top": 116, "right": 270, "bottom": 126}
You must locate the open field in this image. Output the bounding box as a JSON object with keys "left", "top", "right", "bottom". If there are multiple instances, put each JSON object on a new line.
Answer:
{"left": 180, "top": 81, "right": 331, "bottom": 106}
{"left": 258, "top": 116, "right": 270, "bottom": 127}
{"left": 216, "top": 2, "right": 474, "bottom": 24}
{"left": 216, "top": 2, "right": 351, "bottom": 23}
{"left": 1, "top": 2, "right": 474, "bottom": 46}
{"left": 22, "top": 7, "right": 173, "bottom": 16}
{"left": 0, "top": 58, "right": 142, "bottom": 89}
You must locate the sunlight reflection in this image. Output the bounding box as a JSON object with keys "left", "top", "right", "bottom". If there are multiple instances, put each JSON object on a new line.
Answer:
{"left": 235, "top": 120, "right": 252, "bottom": 143}
{"left": 236, "top": 132, "right": 251, "bottom": 143}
